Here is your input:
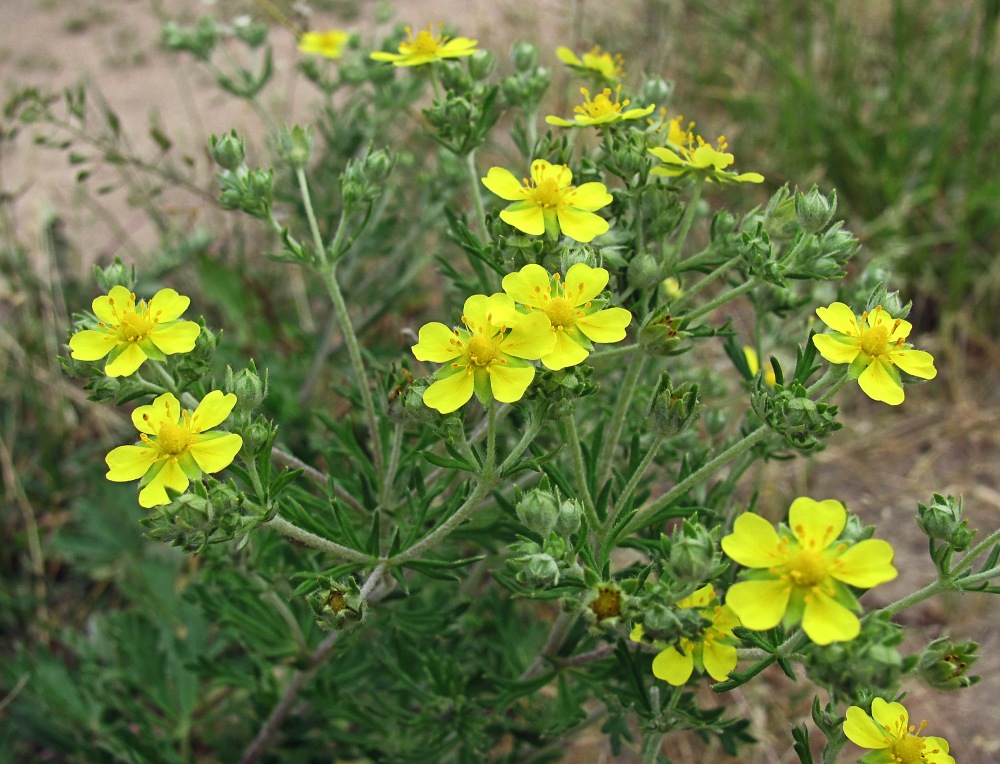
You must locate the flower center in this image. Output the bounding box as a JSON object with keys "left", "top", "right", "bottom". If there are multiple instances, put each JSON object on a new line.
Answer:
{"left": 545, "top": 296, "right": 578, "bottom": 329}
{"left": 467, "top": 333, "right": 498, "bottom": 368}
{"left": 530, "top": 177, "right": 564, "bottom": 209}
{"left": 117, "top": 309, "right": 152, "bottom": 343}
{"left": 157, "top": 421, "right": 190, "bottom": 455}
{"left": 582, "top": 47, "right": 623, "bottom": 78}
{"left": 860, "top": 323, "right": 890, "bottom": 357}
{"left": 785, "top": 549, "right": 828, "bottom": 588}
{"left": 889, "top": 733, "right": 925, "bottom": 764}
{"left": 578, "top": 88, "right": 623, "bottom": 119}
{"left": 410, "top": 29, "right": 441, "bottom": 55}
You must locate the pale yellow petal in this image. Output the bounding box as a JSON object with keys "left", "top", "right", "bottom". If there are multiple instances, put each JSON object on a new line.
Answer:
{"left": 500, "top": 204, "right": 545, "bottom": 236}
{"left": 870, "top": 697, "right": 908, "bottom": 736}
{"left": 843, "top": 706, "right": 889, "bottom": 750}
{"left": 147, "top": 288, "right": 190, "bottom": 322}
{"left": 721, "top": 513, "right": 784, "bottom": 568}
{"left": 423, "top": 370, "right": 474, "bottom": 414}
{"left": 97, "top": 285, "right": 133, "bottom": 323}
{"left": 815, "top": 302, "right": 859, "bottom": 335}
{"left": 502, "top": 264, "right": 552, "bottom": 307}
{"left": 189, "top": 432, "right": 243, "bottom": 473}
{"left": 812, "top": 333, "right": 860, "bottom": 365}
{"left": 858, "top": 359, "right": 904, "bottom": 405}
{"left": 724, "top": 579, "right": 789, "bottom": 630}
{"left": 556, "top": 207, "right": 609, "bottom": 243}
{"left": 412, "top": 322, "right": 463, "bottom": 363}
{"left": 105, "top": 444, "right": 157, "bottom": 482}
{"left": 702, "top": 641, "right": 738, "bottom": 682}
{"left": 566, "top": 182, "right": 613, "bottom": 212}
{"left": 482, "top": 167, "right": 526, "bottom": 201}
{"left": 555, "top": 46, "right": 583, "bottom": 67}
{"left": 138, "top": 460, "right": 189, "bottom": 508}
{"left": 801, "top": 588, "right": 859, "bottom": 644}
{"left": 832, "top": 539, "right": 897, "bottom": 588}
{"left": 891, "top": 348, "right": 937, "bottom": 380}
{"left": 501, "top": 311, "right": 555, "bottom": 360}
{"left": 576, "top": 307, "right": 631, "bottom": 344}
{"left": 149, "top": 321, "right": 200, "bottom": 355}
{"left": 541, "top": 329, "right": 590, "bottom": 370}
{"left": 488, "top": 363, "right": 536, "bottom": 403}
{"left": 132, "top": 393, "right": 180, "bottom": 434}
{"left": 190, "top": 390, "right": 237, "bottom": 432}
{"left": 564, "top": 263, "right": 609, "bottom": 304}
{"left": 105, "top": 343, "right": 148, "bottom": 377}
{"left": 651, "top": 646, "right": 693, "bottom": 686}
{"left": 787, "top": 497, "right": 846, "bottom": 551}
{"left": 68, "top": 329, "right": 117, "bottom": 361}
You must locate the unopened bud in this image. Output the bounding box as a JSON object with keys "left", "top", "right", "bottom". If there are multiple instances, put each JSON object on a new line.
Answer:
{"left": 794, "top": 185, "right": 837, "bottom": 234}
{"left": 93, "top": 258, "right": 136, "bottom": 292}
{"left": 916, "top": 494, "right": 975, "bottom": 551}
{"left": 915, "top": 636, "right": 980, "bottom": 691}
{"left": 628, "top": 252, "right": 661, "bottom": 291}
{"left": 209, "top": 130, "right": 246, "bottom": 170}
{"left": 511, "top": 41, "right": 540, "bottom": 72}
{"left": 225, "top": 361, "right": 267, "bottom": 413}
{"left": 516, "top": 487, "right": 560, "bottom": 537}
{"left": 276, "top": 125, "right": 314, "bottom": 169}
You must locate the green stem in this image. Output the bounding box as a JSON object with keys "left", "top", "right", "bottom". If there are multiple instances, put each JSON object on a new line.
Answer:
{"left": 466, "top": 149, "right": 488, "bottom": 238}
{"left": 390, "top": 481, "right": 490, "bottom": 564}
{"left": 485, "top": 398, "right": 498, "bottom": 478}
{"left": 497, "top": 409, "right": 546, "bottom": 474}
{"left": 951, "top": 526, "right": 1000, "bottom": 576}
{"left": 871, "top": 579, "right": 945, "bottom": 619}
{"left": 587, "top": 343, "right": 640, "bottom": 363}
{"left": 623, "top": 426, "right": 771, "bottom": 535}
{"left": 816, "top": 369, "right": 851, "bottom": 403}
{"left": 672, "top": 177, "right": 705, "bottom": 260}
{"left": 673, "top": 253, "right": 741, "bottom": 309}
{"left": 379, "top": 421, "right": 404, "bottom": 509}
{"left": 564, "top": 413, "right": 598, "bottom": 529}
{"left": 685, "top": 279, "right": 757, "bottom": 322}
{"left": 601, "top": 436, "right": 663, "bottom": 542}
{"left": 596, "top": 352, "right": 647, "bottom": 487}
{"left": 263, "top": 514, "right": 373, "bottom": 563}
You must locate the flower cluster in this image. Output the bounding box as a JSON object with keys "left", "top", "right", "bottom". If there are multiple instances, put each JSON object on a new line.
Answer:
{"left": 555, "top": 45, "right": 625, "bottom": 80}
{"left": 844, "top": 698, "right": 954, "bottom": 764}
{"left": 412, "top": 264, "right": 631, "bottom": 412}
{"left": 649, "top": 115, "right": 763, "bottom": 184}
{"left": 721, "top": 497, "right": 897, "bottom": 645}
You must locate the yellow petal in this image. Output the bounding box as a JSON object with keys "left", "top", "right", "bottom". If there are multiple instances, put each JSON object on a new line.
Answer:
{"left": 500, "top": 204, "right": 546, "bottom": 236}
{"left": 815, "top": 302, "right": 859, "bottom": 335}
{"left": 649, "top": 147, "right": 684, "bottom": 164}
{"left": 189, "top": 432, "right": 243, "bottom": 474}
{"left": 732, "top": 172, "right": 765, "bottom": 183}
{"left": 801, "top": 588, "right": 859, "bottom": 644}
{"left": 190, "top": 390, "right": 238, "bottom": 432}
{"left": 413, "top": 322, "right": 463, "bottom": 363}
{"left": 544, "top": 115, "right": 575, "bottom": 127}
{"left": 564, "top": 263, "right": 609, "bottom": 304}
{"left": 812, "top": 333, "right": 860, "bottom": 365}
{"left": 541, "top": 329, "right": 590, "bottom": 370}
{"left": 724, "top": 579, "right": 789, "bottom": 629}
{"left": 97, "top": 285, "right": 133, "bottom": 323}
{"left": 439, "top": 37, "right": 478, "bottom": 56}
{"left": 677, "top": 584, "right": 715, "bottom": 609}
{"left": 423, "top": 370, "right": 474, "bottom": 414}
{"left": 566, "top": 182, "right": 613, "bottom": 212}
{"left": 843, "top": 706, "right": 890, "bottom": 750}
{"left": 369, "top": 51, "right": 403, "bottom": 63}
{"left": 651, "top": 646, "right": 693, "bottom": 686}
{"left": 555, "top": 46, "right": 583, "bottom": 67}
{"left": 132, "top": 393, "right": 180, "bottom": 434}
{"left": 891, "top": 348, "right": 937, "bottom": 379}
{"left": 501, "top": 311, "right": 556, "bottom": 360}
{"left": 787, "top": 497, "right": 846, "bottom": 551}
{"left": 858, "top": 359, "right": 904, "bottom": 405}
{"left": 138, "top": 460, "right": 189, "bottom": 508}
{"left": 923, "top": 737, "right": 954, "bottom": 764}
{"left": 482, "top": 167, "right": 526, "bottom": 201}
{"left": 68, "top": 329, "right": 117, "bottom": 361}
{"left": 701, "top": 641, "right": 738, "bottom": 682}
{"left": 488, "top": 363, "right": 535, "bottom": 403}
{"left": 832, "top": 539, "right": 897, "bottom": 588}
{"left": 149, "top": 321, "right": 200, "bottom": 355}
{"left": 148, "top": 288, "right": 190, "bottom": 322}
{"left": 576, "top": 307, "right": 631, "bottom": 344}
{"left": 870, "top": 697, "right": 908, "bottom": 736}
{"left": 502, "top": 264, "right": 552, "bottom": 307}
{"left": 690, "top": 144, "right": 733, "bottom": 170}
{"left": 105, "top": 444, "right": 156, "bottom": 482}
{"left": 105, "top": 343, "right": 148, "bottom": 377}
{"left": 556, "top": 207, "right": 609, "bottom": 243}
{"left": 721, "top": 513, "right": 784, "bottom": 568}
{"left": 463, "top": 293, "right": 514, "bottom": 332}
{"left": 530, "top": 159, "right": 569, "bottom": 187}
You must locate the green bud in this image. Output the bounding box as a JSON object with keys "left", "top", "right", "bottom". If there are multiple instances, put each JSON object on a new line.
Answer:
{"left": 276, "top": 125, "right": 313, "bottom": 169}
{"left": 217, "top": 166, "right": 274, "bottom": 220}
{"left": 514, "top": 552, "right": 561, "bottom": 587}
{"left": 554, "top": 498, "right": 583, "bottom": 538}
{"left": 309, "top": 579, "right": 365, "bottom": 632}
{"left": 515, "top": 487, "right": 560, "bottom": 537}
{"left": 340, "top": 146, "right": 394, "bottom": 208}
{"left": 916, "top": 494, "right": 975, "bottom": 551}
{"left": 559, "top": 245, "right": 597, "bottom": 272}
{"left": 162, "top": 18, "right": 218, "bottom": 61}
{"left": 866, "top": 283, "right": 911, "bottom": 320}
{"left": 209, "top": 130, "right": 246, "bottom": 171}
{"left": 804, "top": 617, "right": 904, "bottom": 699}
{"left": 500, "top": 69, "right": 551, "bottom": 110}
{"left": 794, "top": 185, "right": 837, "bottom": 234}
{"left": 751, "top": 379, "right": 842, "bottom": 452}
{"left": 915, "top": 636, "right": 980, "bottom": 691}
{"left": 638, "top": 76, "right": 672, "bottom": 106}
{"left": 662, "top": 519, "right": 724, "bottom": 584}
{"left": 627, "top": 252, "right": 661, "bottom": 291}
{"left": 741, "top": 224, "right": 783, "bottom": 285}
{"left": 141, "top": 480, "right": 244, "bottom": 552}
{"left": 762, "top": 185, "right": 796, "bottom": 237}
{"left": 224, "top": 360, "right": 268, "bottom": 413}
{"left": 648, "top": 371, "right": 702, "bottom": 437}
{"left": 710, "top": 209, "right": 740, "bottom": 243}
{"left": 838, "top": 514, "right": 876, "bottom": 546}
{"left": 468, "top": 50, "right": 496, "bottom": 81}
{"left": 239, "top": 414, "right": 275, "bottom": 455}
{"left": 511, "top": 41, "right": 540, "bottom": 72}
{"left": 402, "top": 384, "right": 439, "bottom": 424}
{"left": 86, "top": 373, "right": 123, "bottom": 402}
{"left": 784, "top": 222, "right": 859, "bottom": 280}
{"left": 232, "top": 16, "right": 268, "bottom": 48}
{"left": 92, "top": 258, "right": 135, "bottom": 292}
{"left": 638, "top": 306, "right": 690, "bottom": 356}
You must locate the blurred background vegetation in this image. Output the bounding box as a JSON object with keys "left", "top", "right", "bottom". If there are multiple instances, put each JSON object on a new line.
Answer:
{"left": 2, "top": 0, "right": 999, "bottom": 760}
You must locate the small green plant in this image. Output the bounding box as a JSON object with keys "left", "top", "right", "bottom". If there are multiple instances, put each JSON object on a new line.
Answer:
{"left": 3, "top": 6, "right": 996, "bottom": 764}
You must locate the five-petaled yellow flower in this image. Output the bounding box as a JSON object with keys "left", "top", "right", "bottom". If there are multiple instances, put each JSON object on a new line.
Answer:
{"left": 106, "top": 391, "right": 243, "bottom": 508}
{"left": 844, "top": 697, "right": 955, "bottom": 764}
{"left": 501, "top": 263, "right": 631, "bottom": 370}
{"left": 482, "top": 159, "right": 613, "bottom": 243}
{"left": 370, "top": 24, "right": 477, "bottom": 67}
{"left": 555, "top": 45, "right": 624, "bottom": 80}
{"left": 649, "top": 115, "right": 763, "bottom": 184}
{"left": 721, "top": 497, "right": 897, "bottom": 645}
{"left": 630, "top": 584, "right": 740, "bottom": 685}
{"left": 298, "top": 29, "right": 350, "bottom": 59}
{"left": 411, "top": 293, "right": 555, "bottom": 414}
{"left": 545, "top": 86, "right": 656, "bottom": 128}
{"left": 69, "top": 285, "right": 201, "bottom": 378}
{"left": 812, "top": 302, "right": 937, "bottom": 406}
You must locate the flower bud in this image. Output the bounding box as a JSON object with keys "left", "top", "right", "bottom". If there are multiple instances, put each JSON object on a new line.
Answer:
{"left": 648, "top": 371, "right": 702, "bottom": 437}
{"left": 559, "top": 244, "right": 598, "bottom": 272}
{"left": 794, "top": 185, "right": 837, "bottom": 234}
{"left": 865, "top": 283, "right": 911, "bottom": 320}
{"left": 514, "top": 552, "right": 561, "bottom": 587}
{"left": 209, "top": 130, "right": 246, "bottom": 171}
{"left": 627, "top": 252, "right": 661, "bottom": 291}
{"left": 232, "top": 16, "right": 268, "bottom": 48}
{"left": 638, "top": 306, "right": 689, "bottom": 356}
{"left": 468, "top": 50, "right": 496, "bottom": 81}
{"left": 553, "top": 498, "right": 583, "bottom": 538}
{"left": 916, "top": 494, "right": 975, "bottom": 551}
{"left": 638, "top": 76, "right": 672, "bottom": 107}
{"left": 663, "top": 520, "right": 724, "bottom": 584}
{"left": 224, "top": 361, "right": 267, "bottom": 413}
{"left": 511, "top": 41, "right": 540, "bottom": 72}
{"left": 276, "top": 124, "right": 314, "bottom": 169}
{"left": 915, "top": 636, "right": 980, "bottom": 691}
{"left": 309, "top": 580, "right": 365, "bottom": 632}
{"left": 515, "top": 487, "right": 560, "bottom": 537}
{"left": 93, "top": 258, "right": 136, "bottom": 292}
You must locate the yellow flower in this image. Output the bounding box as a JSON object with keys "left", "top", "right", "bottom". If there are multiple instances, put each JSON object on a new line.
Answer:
{"left": 545, "top": 86, "right": 656, "bottom": 128}
{"left": 812, "top": 302, "right": 937, "bottom": 406}
{"left": 106, "top": 392, "right": 243, "bottom": 508}
{"left": 630, "top": 584, "right": 740, "bottom": 685}
{"left": 501, "top": 263, "right": 631, "bottom": 370}
{"left": 555, "top": 45, "right": 625, "bottom": 80}
{"left": 370, "top": 24, "right": 477, "bottom": 67}
{"left": 69, "top": 285, "right": 201, "bottom": 378}
{"left": 649, "top": 115, "right": 764, "bottom": 184}
{"left": 482, "top": 159, "right": 613, "bottom": 243}
{"left": 411, "top": 293, "right": 555, "bottom": 414}
{"left": 721, "top": 497, "right": 897, "bottom": 645}
{"left": 298, "top": 29, "right": 350, "bottom": 59}
{"left": 844, "top": 697, "right": 955, "bottom": 764}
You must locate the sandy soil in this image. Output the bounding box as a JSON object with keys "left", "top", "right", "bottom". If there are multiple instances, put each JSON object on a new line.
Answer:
{"left": 3, "top": 1, "right": 999, "bottom": 762}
